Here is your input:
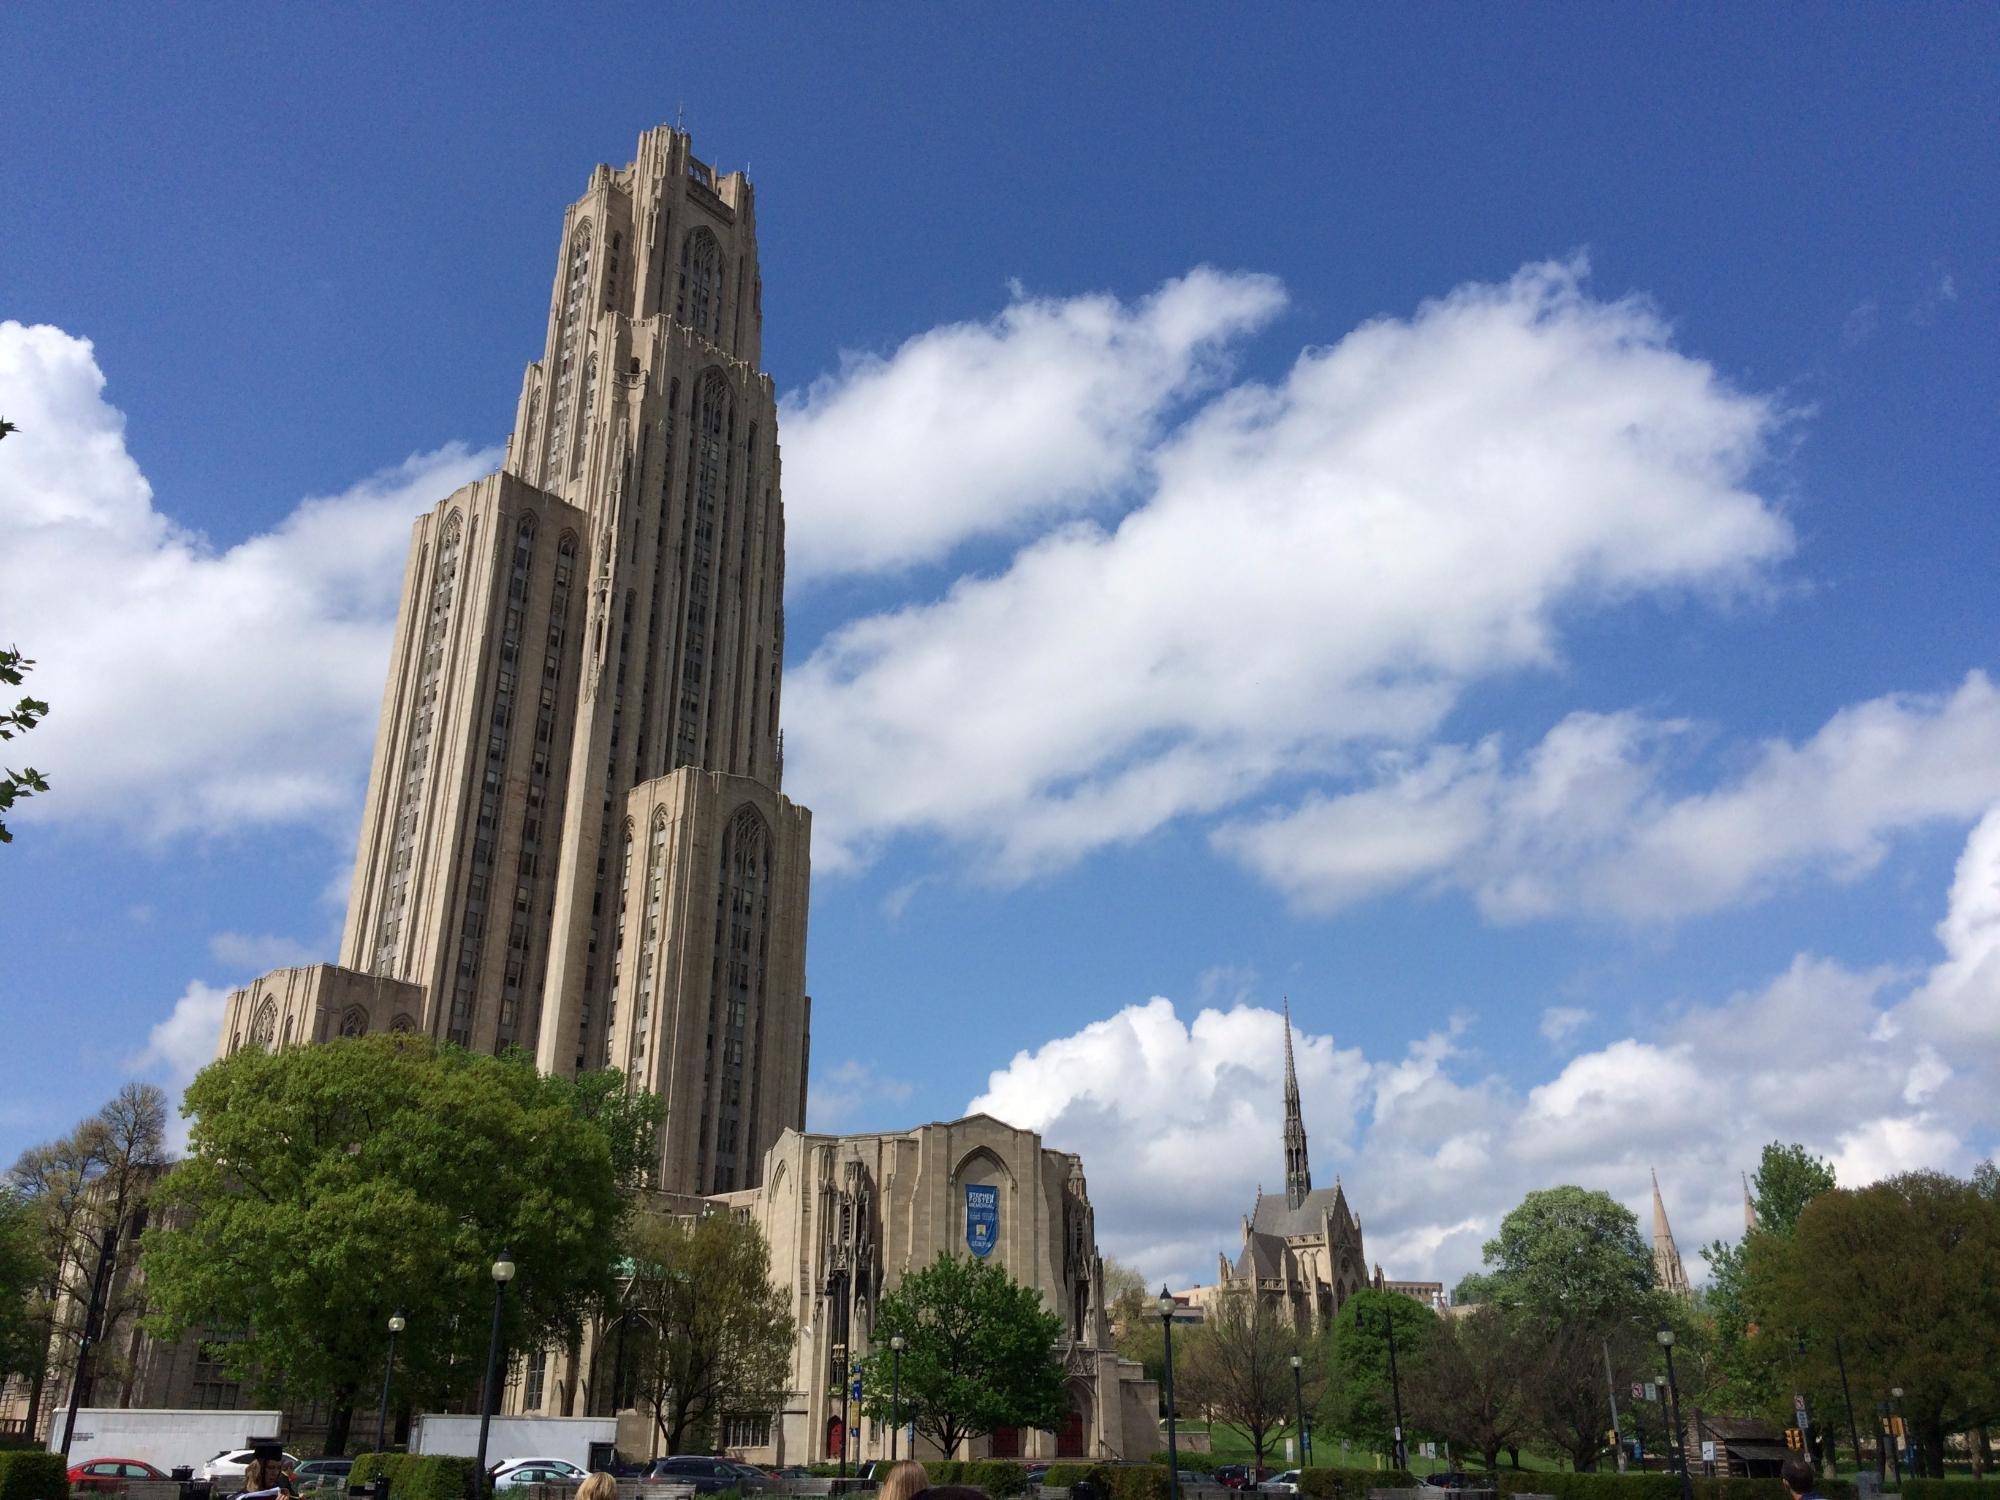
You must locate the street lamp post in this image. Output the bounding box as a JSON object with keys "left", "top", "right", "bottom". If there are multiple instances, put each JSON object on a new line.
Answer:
{"left": 473, "top": 1250, "right": 516, "bottom": 1500}
{"left": 890, "top": 1335, "right": 905, "bottom": 1462}
{"left": 1159, "top": 1289, "right": 1183, "bottom": 1500}
{"left": 1889, "top": 1388, "right": 1905, "bottom": 1489}
{"left": 1290, "top": 1353, "right": 1309, "bottom": 1468}
{"left": 1657, "top": 1328, "right": 1693, "bottom": 1500}
{"left": 1353, "top": 1303, "right": 1407, "bottom": 1470}
{"left": 1832, "top": 1334, "right": 1865, "bottom": 1475}
{"left": 374, "top": 1312, "right": 406, "bottom": 1453}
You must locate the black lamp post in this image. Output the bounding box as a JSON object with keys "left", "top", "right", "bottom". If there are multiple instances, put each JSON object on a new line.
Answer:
{"left": 1888, "top": 1387, "right": 1905, "bottom": 1489}
{"left": 473, "top": 1249, "right": 516, "bottom": 1500}
{"left": 1289, "top": 1352, "right": 1309, "bottom": 1468}
{"left": 1159, "top": 1288, "right": 1182, "bottom": 1500}
{"left": 1353, "top": 1302, "right": 1406, "bottom": 1470}
{"left": 374, "top": 1312, "right": 406, "bottom": 1453}
{"left": 1832, "top": 1334, "right": 1865, "bottom": 1475}
{"left": 890, "top": 1335, "right": 905, "bottom": 1462}
{"left": 1657, "top": 1328, "right": 1693, "bottom": 1500}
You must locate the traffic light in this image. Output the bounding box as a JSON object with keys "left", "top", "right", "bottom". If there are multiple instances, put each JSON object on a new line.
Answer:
{"left": 1785, "top": 1428, "right": 1803, "bottom": 1451}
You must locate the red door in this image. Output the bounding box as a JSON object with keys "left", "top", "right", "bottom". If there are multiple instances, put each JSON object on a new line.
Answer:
{"left": 991, "top": 1428, "right": 1021, "bottom": 1458}
{"left": 1056, "top": 1400, "right": 1086, "bottom": 1458}
{"left": 827, "top": 1416, "right": 846, "bottom": 1459}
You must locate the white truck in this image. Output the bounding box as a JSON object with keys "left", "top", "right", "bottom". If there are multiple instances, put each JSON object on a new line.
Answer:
{"left": 409, "top": 1415, "right": 618, "bottom": 1474}
{"left": 52, "top": 1409, "right": 285, "bottom": 1474}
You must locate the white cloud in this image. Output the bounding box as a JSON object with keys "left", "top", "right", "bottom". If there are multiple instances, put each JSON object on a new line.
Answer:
{"left": 780, "top": 269, "right": 1287, "bottom": 578}
{"left": 809, "top": 1059, "right": 917, "bottom": 1133}
{"left": 1217, "top": 674, "right": 2000, "bottom": 921}
{"left": 208, "top": 931, "right": 323, "bottom": 972}
{"left": 1539, "top": 1006, "right": 1592, "bottom": 1044}
{"left": 0, "top": 321, "right": 497, "bottom": 837}
{"left": 969, "top": 815, "right": 2000, "bottom": 1291}
{"left": 124, "top": 979, "right": 231, "bottom": 1148}
{"left": 1900, "top": 802, "right": 2000, "bottom": 1051}
{"left": 789, "top": 258, "right": 1790, "bottom": 878}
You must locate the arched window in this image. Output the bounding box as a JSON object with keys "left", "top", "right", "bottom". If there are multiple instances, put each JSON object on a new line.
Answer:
{"left": 677, "top": 228, "right": 722, "bottom": 339}
{"left": 339, "top": 1008, "right": 368, "bottom": 1038}
{"left": 250, "top": 1000, "right": 278, "bottom": 1050}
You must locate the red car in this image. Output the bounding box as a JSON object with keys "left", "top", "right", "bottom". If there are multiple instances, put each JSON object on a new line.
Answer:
{"left": 68, "top": 1460, "right": 168, "bottom": 1492}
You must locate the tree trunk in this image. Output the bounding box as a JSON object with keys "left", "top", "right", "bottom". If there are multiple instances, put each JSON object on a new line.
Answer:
{"left": 1507, "top": 1446, "right": 1521, "bottom": 1470}
{"left": 324, "top": 1397, "right": 355, "bottom": 1457}
{"left": 1482, "top": 1445, "right": 1500, "bottom": 1472}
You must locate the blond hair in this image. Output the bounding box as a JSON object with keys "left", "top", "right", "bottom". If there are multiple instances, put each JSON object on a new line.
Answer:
{"left": 576, "top": 1473, "right": 618, "bottom": 1500}
{"left": 876, "top": 1461, "right": 930, "bottom": 1500}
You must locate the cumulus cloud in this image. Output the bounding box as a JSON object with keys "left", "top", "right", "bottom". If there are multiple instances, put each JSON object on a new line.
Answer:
{"left": 780, "top": 269, "right": 1287, "bottom": 578}
{"left": 971, "top": 810, "right": 2000, "bottom": 1290}
{"left": 809, "top": 1058, "right": 918, "bottom": 1133}
{"left": 0, "top": 321, "right": 497, "bottom": 837}
{"left": 1539, "top": 1006, "right": 1592, "bottom": 1045}
{"left": 208, "top": 931, "right": 323, "bottom": 972}
{"left": 788, "top": 258, "right": 1790, "bottom": 877}
{"left": 1216, "top": 674, "right": 2000, "bottom": 920}
{"left": 123, "top": 979, "right": 231, "bottom": 1147}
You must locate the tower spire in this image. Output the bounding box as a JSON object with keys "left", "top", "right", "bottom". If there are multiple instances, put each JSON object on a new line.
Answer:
{"left": 1651, "top": 1168, "right": 1691, "bottom": 1298}
{"left": 1742, "top": 1170, "right": 1759, "bottom": 1234}
{"left": 1282, "top": 997, "right": 1312, "bottom": 1210}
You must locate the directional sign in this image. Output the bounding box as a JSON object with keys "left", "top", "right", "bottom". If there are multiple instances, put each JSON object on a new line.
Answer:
{"left": 965, "top": 1183, "right": 999, "bottom": 1258}
{"left": 1632, "top": 1383, "right": 1644, "bottom": 1400}
{"left": 1701, "top": 1442, "right": 1716, "bottom": 1464}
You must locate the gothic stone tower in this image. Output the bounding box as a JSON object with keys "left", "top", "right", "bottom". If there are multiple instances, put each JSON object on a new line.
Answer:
{"left": 216, "top": 126, "right": 810, "bottom": 1196}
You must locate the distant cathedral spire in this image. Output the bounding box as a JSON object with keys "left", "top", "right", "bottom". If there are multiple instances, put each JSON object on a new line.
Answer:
{"left": 1743, "top": 1171, "right": 1759, "bottom": 1234}
{"left": 1651, "top": 1168, "right": 1691, "bottom": 1298}
{"left": 1283, "top": 997, "right": 1312, "bottom": 1210}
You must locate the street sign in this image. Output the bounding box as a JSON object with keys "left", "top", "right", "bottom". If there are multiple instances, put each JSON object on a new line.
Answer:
{"left": 1645, "top": 1382, "right": 1659, "bottom": 1402}
{"left": 1632, "top": 1383, "right": 1644, "bottom": 1400}
{"left": 1701, "top": 1442, "right": 1717, "bottom": 1464}
{"left": 965, "top": 1183, "right": 999, "bottom": 1258}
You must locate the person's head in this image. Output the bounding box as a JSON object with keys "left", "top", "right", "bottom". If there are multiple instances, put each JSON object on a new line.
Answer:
{"left": 1782, "top": 1456, "right": 1816, "bottom": 1497}
{"left": 877, "top": 1462, "right": 930, "bottom": 1500}
{"left": 577, "top": 1473, "right": 618, "bottom": 1500}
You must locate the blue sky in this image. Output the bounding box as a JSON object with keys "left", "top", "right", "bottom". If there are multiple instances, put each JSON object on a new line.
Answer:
{"left": 2, "top": 7, "right": 1997, "bottom": 1287}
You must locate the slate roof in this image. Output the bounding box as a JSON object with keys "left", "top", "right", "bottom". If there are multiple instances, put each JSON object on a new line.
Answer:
{"left": 1250, "top": 1185, "right": 1349, "bottom": 1239}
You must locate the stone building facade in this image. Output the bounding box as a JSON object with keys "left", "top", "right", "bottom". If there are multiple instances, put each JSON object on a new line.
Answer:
{"left": 214, "top": 123, "right": 811, "bottom": 1198}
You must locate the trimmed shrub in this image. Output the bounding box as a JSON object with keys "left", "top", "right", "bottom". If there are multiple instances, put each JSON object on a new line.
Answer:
{"left": 1043, "top": 1464, "right": 1098, "bottom": 1488}
{"left": 1152, "top": 1454, "right": 1222, "bottom": 1475}
{"left": 1298, "top": 1468, "right": 1416, "bottom": 1499}
{"left": 915, "top": 1462, "right": 1029, "bottom": 1496}
{"left": 0, "top": 1452, "right": 70, "bottom": 1500}
{"left": 1100, "top": 1467, "right": 1171, "bottom": 1500}
{"left": 1474, "top": 1475, "right": 1857, "bottom": 1500}
{"left": 1898, "top": 1485, "right": 1996, "bottom": 1500}
{"left": 350, "top": 1453, "right": 477, "bottom": 1500}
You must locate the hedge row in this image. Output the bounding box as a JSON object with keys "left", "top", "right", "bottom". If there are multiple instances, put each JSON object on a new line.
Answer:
{"left": 1042, "top": 1464, "right": 1098, "bottom": 1488}
{"left": 1481, "top": 1474, "right": 1858, "bottom": 1500}
{"left": 922, "top": 1461, "right": 1034, "bottom": 1497}
{"left": 350, "top": 1452, "right": 478, "bottom": 1500}
{"left": 1906, "top": 1485, "right": 2000, "bottom": 1500}
{"left": 1298, "top": 1467, "right": 1417, "bottom": 1498}
{"left": 1151, "top": 1453, "right": 1224, "bottom": 1474}
{"left": 0, "top": 1453, "right": 68, "bottom": 1500}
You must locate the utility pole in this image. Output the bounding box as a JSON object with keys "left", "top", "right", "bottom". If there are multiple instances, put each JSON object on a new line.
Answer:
{"left": 1833, "top": 1335, "right": 1866, "bottom": 1476}
{"left": 1604, "top": 1341, "right": 1627, "bottom": 1472}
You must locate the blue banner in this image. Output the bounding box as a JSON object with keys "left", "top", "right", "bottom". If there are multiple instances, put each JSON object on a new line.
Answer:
{"left": 965, "top": 1184, "right": 999, "bottom": 1258}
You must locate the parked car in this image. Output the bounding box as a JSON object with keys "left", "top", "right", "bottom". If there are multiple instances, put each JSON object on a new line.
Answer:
{"left": 496, "top": 1466, "right": 584, "bottom": 1490}
{"left": 1259, "top": 1472, "right": 1301, "bottom": 1494}
{"left": 1213, "top": 1467, "right": 1272, "bottom": 1491}
{"left": 1023, "top": 1466, "right": 1051, "bottom": 1486}
{"left": 491, "top": 1461, "right": 589, "bottom": 1485}
{"left": 1419, "top": 1477, "right": 1479, "bottom": 1492}
{"left": 646, "top": 1457, "right": 771, "bottom": 1494}
{"left": 765, "top": 1467, "right": 813, "bottom": 1481}
{"left": 295, "top": 1459, "right": 353, "bottom": 1492}
{"left": 202, "top": 1450, "right": 302, "bottom": 1482}
{"left": 68, "top": 1460, "right": 169, "bottom": 1492}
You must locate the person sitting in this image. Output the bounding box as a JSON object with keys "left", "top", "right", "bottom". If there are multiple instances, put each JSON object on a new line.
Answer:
{"left": 241, "top": 1443, "right": 294, "bottom": 1500}
{"left": 877, "top": 1463, "right": 930, "bottom": 1500}
{"left": 1782, "top": 1456, "right": 1821, "bottom": 1500}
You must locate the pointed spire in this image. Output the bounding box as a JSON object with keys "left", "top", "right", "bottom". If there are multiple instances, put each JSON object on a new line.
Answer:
{"left": 1282, "top": 997, "right": 1312, "bottom": 1210}
{"left": 1651, "top": 1169, "right": 1691, "bottom": 1299}
{"left": 1743, "top": 1171, "right": 1759, "bottom": 1234}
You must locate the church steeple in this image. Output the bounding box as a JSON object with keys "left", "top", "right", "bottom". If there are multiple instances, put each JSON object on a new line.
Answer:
{"left": 1743, "top": 1171, "right": 1759, "bottom": 1234}
{"left": 1283, "top": 997, "right": 1312, "bottom": 1210}
{"left": 1651, "top": 1168, "right": 1691, "bottom": 1299}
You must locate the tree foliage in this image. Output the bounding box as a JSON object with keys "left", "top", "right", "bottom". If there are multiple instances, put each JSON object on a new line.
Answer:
{"left": 1478, "top": 1186, "right": 1661, "bottom": 1323}
{"left": 0, "top": 1188, "right": 43, "bottom": 1384}
{"left": 620, "top": 1208, "right": 794, "bottom": 1455}
{"left": 4, "top": 1083, "right": 169, "bottom": 1435}
{"left": 142, "top": 1036, "right": 633, "bottom": 1450}
{"left": 1402, "top": 1305, "right": 1529, "bottom": 1471}
{"left": 1744, "top": 1169, "right": 2000, "bottom": 1479}
{"left": 0, "top": 645, "right": 51, "bottom": 844}
{"left": 856, "top": 1252, "right": 1065, "bottom": 1460}
{"left": 1180, "top": 1294, "right": 1323, "bottom": 1468}
{"left": 1320, "top": 1287, "right": 1437, "bottom": 1456}
{"left": 1749, "top": 1143, "right": 1837, "bottom": 1237}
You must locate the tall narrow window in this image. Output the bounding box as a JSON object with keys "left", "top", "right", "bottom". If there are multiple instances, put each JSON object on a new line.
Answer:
{"left": 676, "top": 228, "right": 722, "bottom": 340}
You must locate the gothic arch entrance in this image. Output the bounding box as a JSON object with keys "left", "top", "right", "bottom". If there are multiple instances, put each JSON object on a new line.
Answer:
{"left": 1055, "top": 1385, "right": 1092, "bottom": 1458}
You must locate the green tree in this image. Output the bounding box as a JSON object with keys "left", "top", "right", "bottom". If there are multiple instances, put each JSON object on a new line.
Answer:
{"left": 143, "top": 1035, "right": 630, "bottom": 1452}
{"left": 1180, "top": 1294, "right": 1324, "bottom": 1469}
{"left": 1749, "top": 1144, "right": 1837, "bottom": 1236}
{"left": 856, "top": 1252, "right": 1064, "bottom": 1460}
{"left": 1479, "top": 1186, "right": 1661, "bottom": 1323}
{"left": 0, "top": 1187, "right": 43, "bottom": 1386}
{"left": 621, "top": 1209, "right": 794, "bottom": 1456}
{"left": 1403, "top": 1305, "right": 1529, "bottom": 1472}
{"left": 4, "top": 1084, "right": 169, "bottom": 1436}
{"left": 1321, "top": 1287, "right": 1438, "bottom": 1459}
{"left": 1105, "top": 1262, "right": 1164, "bottom": 1387}
{"left": 1746, "top": 1169, "right": 2000, "bottom": 1479}
{"left": 0, "top": 645, "right": 51, "bottom": 844}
